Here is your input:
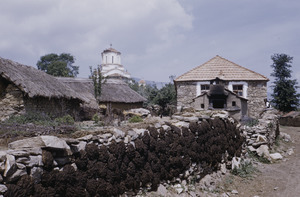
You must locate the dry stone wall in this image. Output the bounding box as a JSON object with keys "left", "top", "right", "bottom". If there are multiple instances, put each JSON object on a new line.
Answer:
{"left": 0, "top": 116, "right": 244, "bottom": 196}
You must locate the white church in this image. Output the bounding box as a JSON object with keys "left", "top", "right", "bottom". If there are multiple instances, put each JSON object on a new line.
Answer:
{"left": 100, "top": 46, "right": 131, "bottom": 80}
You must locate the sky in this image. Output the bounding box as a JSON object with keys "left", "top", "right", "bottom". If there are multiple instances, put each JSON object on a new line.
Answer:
{"left": 0, "top": 0, "right": 299, "bottom": 88}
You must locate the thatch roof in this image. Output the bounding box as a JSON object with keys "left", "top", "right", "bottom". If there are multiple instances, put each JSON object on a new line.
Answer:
{"left": 175, "top": 55, "right": 269, "bottom": 82}
{"left": 56, "top": 77, "right": 98, "bottom": 108}
{"left": 98, "top": 79, "right": 147, "bottom": 103}
{"left": 0, "top": 57, "right": 87, "bottom": 102}
{"left": 57, "top": 78, "right": 146, "bottom": 104}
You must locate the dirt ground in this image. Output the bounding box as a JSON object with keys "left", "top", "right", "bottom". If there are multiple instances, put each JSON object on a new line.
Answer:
{"left": 221, "top": 125, "right": 300, "bottom": 197}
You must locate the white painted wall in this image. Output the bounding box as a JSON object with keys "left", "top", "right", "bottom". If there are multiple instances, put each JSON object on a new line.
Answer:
{"left": 196, "top": 81, "right": 210, "bottom": 96}
{"left": 228, "top": 81, "right": 248, "bottom": 98}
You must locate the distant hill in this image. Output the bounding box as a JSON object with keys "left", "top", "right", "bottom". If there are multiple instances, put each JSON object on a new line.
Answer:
{"left": 132, "top": 77, "right": 169, "bottom": 89}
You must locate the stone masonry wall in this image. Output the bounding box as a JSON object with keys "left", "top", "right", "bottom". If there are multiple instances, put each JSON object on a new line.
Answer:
{"left": 0, "top": 84, "right": 25, "bottom": 121}
{"left": 247, "top": 81, "right": 268, "bottom": 118}
{"left": 176, "top": 81, "right": 197, "bottom": 108}
{"left": 0, "top": 116, "right": 244, "bottom": 196}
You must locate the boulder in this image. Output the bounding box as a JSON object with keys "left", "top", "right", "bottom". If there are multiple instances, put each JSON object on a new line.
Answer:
{"left": 0, "top": 184, "right": 7, "bottom": 194}
{"left": 256, "top": 145, "right": 270, "bottom": 159}
{"left": 174, "top": 121, "right": 189, "bottom": 128}
{"left": 70, "top": 141, "right": 87, "bottom": 153}
{"left": 231, "top": 157, "right": 241, "bottom": 170}
{"left": 6, "top": 169, "right": 27, "bottom": 183}
{"left": 8, "top": 136, "right": 72, "bottom": 155}
{"left": 156, "top": 184, "right": 168, "bottom": 196}
{"left": 3, "top": 154, "right": 17, "bottom": 178}
{"left": 30, "top": 167, "right": 43, "bottom": 183}
{"left": 112, "top": 128, "right": 125, "bottom": 138}
{"left": 270, "top": 153, "right": 283, "bottom": 160}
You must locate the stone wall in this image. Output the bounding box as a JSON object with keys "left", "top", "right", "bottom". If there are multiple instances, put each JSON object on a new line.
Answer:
{"left": 247, "top": 81, "right": 268, "bottom": 118}
{"left": 176, "top": 81, "right": 197, "bottom": 108}
{"left": 0, "top": 84, "right": 25, "bottom": 121}
{"left": 0, "top": 115, "right": 244, "bottom": 196}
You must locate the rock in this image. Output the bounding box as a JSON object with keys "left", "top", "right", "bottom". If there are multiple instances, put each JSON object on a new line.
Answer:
{"left": 112, "top": 128, "right": 125, "bottom": 138}
{"left": 54, "top": 157, "right": 70, "bottom": 166}
{"left": 8, "top": 136, "right": 72, "bottom": 155}
{"left": 124, "top": 136, "right": 130, "bottom": 144}
{"left": 0, "top": 174, "right": 3, "bottom": 183}
{"left": 256, "top": 134, "right": 268, "bottom": 143}
{"left": 156, "top": 184, "right": 168, "bottom": 196}
{"left": 183, "top": 116, "right": 199, "bottom": 122}
{"left": 0, "top": 184, "right": 7, "bottom": 194}
{"left": 127, "top": 130, "right": 139, "bottom": 140}
{"left": 280, "top": 132, "right": 291, "bottom": 142}
{"left": 71, "top": 141, "right": 86, "bottom": 153}
{"left": 231, "top": 157, "right": 241, "bottom": 170}
{"left": 132, "top": 128, "right": 147, "bottom": 136}
{"left": 4, "top": 154, "right": 17, "bottom": 177}
{"left": 270, "top": 153, "right": 283, "bottom": 160}
{"left": 248, "top": 146, "right": 257, "bottom": 152}
{"left": 71, "top": 163, "right": 78, "bottom": 171}
{"left": 174, "top": 121, "right": 189, "bottom": 128}
{"left": 30, "top": 167, "right": 43, "bottom": 183}
{"left": 256, "top": 145, "right": 270, "bottom": 159}
{"left": 172, "top": 115, "right": 184, "bottom": 121}
{"left": 26, "top": 155, "right": 43, "bottom": 167}
{"left": 287, "top": 148, "right": 294, "bottom": 156}
{"left": 174, "top": 183, "right": 184, "bottom": 194}
{"left": 0, "top": 152, "right": 6, "bottom": 162}
{"left": 77, "top": 134, "right": 94, "bottom": 141}
{"left": 6, "top": 169, "right": 27, "bottom": 183}
{"left": 220, "top": 163, "right": 227, "bottom": 174}
{"left": 162, "top": 125, "right": 171, "bottom": 131}
{"left": 6, "top": 150, "right": 30, "bottom": 157}
{"left": 231, "top": 189, "right": 239, "bottom": 194}
{"left": 16, "top": 163, "right": 26, "bottom": 170}
{"left": 125, "top": 108, "right": 150, "bottom": 117}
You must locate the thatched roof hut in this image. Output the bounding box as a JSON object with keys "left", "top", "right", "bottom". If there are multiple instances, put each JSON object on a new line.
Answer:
{"left": 0, "top": 57, "right": 87, "bottom": 102}
{"left": 99, "top": 78, "right": 146, "bottom": 104}
{"left": 57, "top": 77, "right": 146, "bottom": 111}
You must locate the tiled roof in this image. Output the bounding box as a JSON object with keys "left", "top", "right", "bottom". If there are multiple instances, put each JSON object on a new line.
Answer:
{"left": 175, "top": 56, "right": 269, "bottom": 81}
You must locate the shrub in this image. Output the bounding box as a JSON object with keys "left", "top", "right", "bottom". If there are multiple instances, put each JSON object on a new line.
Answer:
{"left": 54, "top": 115, "right": 75, "bottom": 125}
{"left": 128, "top": 115, "right": 143, "bottom": 123}
{"left": 5, "top": 112, "right": 52, "bottom": 125}
{"left": 231, "top": 160, "right": 256, "bottom": 178}
{"left": 92, "top": 114, "right": 100, "bottom": 123}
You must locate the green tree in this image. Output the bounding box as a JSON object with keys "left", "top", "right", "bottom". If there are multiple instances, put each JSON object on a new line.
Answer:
{"left": 37, "top": 53, "right": 79, "bottom": 77}
{"left": 89, "top": 65, "right": 103, "bottom": 98}
{"left": 270, "top": 53, "right": 299, "bottom": 112}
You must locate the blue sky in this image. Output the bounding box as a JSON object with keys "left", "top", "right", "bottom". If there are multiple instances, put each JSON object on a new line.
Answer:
{"left": 0, "top": 0, "right": 299, "bottom": 87}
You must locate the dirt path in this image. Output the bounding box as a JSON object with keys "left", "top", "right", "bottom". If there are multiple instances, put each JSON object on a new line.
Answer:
{"left": 227, "top": 125, "right": 300, "bottom": 197}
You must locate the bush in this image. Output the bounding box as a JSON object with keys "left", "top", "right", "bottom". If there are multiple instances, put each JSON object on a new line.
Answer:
{"left": 231, "top": 161, "right": 256, "bottom": 178}
{"left": 5, "top": 112, "right": 52, "bottom": 125}
{"left": 54, "top": 115, "right": 75, "bottom": 125}
{"left": 92, "top": 114, "right": 100, "bottom": 123}
{"left": 128, "top": 115, "right": 143, "bottom": 123}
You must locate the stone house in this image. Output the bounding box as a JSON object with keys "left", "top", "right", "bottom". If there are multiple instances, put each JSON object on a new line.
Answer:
{"left": 175, "top": 56, "right": 269, "bottom": 119}
{"left": 0, "top": 57, "right": 87, "bottom": 121}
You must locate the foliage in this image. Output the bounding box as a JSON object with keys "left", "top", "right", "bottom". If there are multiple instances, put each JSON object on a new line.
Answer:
{"left": 37, "top": 53, "right": 79, "bottom": 77}
{"left": 270, "top": 53, "right": 300, "bottom": 112}
{"left": 92, "top": 113, "right": 100, "bottom": 123}
{"left": 54, "top": 115, "right": 75, "bottom": 125}
{"left": 129, "top": 76, "right": 176, "bottom": 115}
{"left": 231, "top": 160, "right": 256, "bottom": 178}
{"left": 128, "top": 115, "right": 143, "bottom": 123}
{"left": 5, "top": 112, "right": 52, "bottom": 125}
{"left": 4, "top": 112, "right": 74, "bottom": 126}
{"left": 90, "top": 65, "right": 103, "bottom": 98}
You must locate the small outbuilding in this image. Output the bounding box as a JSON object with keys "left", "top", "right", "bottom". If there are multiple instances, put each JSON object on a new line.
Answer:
{"left": 0, "top": 57, "right": 87, "bottom": 121}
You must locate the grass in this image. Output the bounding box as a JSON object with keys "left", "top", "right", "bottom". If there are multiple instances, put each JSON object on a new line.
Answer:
{"left": 3, "top": 112, "right": 75, "bottom": 126}
{"left": 231, "top": 161, "right": 257, "bottom": 178}
{"left": 128, "top": 115, "right": 143, "bottom": 123}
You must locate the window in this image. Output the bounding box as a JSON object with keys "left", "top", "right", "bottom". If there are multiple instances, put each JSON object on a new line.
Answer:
{"left": 232, "top": 101, "right": 236, "bottom": 106}
{"left": 112, "top": 56, "right": 114, "bottom": 63}
{"left": 212, "top": 99, "right": 225, "bottom": 108}
{"left": 201, "top": 104, "right": 205, "bottom": 108}
{"left": 201, "top": 84, "right": 210, "bottom": 93}
{"left": 233, "top": 85, "right": 243, "bottom": 96}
